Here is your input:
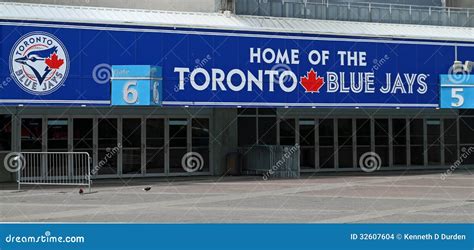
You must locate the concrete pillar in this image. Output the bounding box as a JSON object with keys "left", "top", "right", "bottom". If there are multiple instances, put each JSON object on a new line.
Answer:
{"left": 0, "top": 153, "right": 14, "bottom": 182}
{"left": 211, "top": 108, "right": 238, "bottom": 175}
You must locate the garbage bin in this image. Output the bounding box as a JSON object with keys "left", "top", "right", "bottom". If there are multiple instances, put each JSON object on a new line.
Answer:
{"left": 226, "top": 152, "right": 241, "bottom": 176}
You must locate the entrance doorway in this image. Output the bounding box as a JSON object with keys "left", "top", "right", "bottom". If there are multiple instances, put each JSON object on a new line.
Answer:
{"left": 18, "top": 115, "right": 211, "bottom": 178}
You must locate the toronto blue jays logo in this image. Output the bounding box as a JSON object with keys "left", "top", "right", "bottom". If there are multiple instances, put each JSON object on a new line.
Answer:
{"left": 9, "top": 32, "right": 69, "bottom": 95}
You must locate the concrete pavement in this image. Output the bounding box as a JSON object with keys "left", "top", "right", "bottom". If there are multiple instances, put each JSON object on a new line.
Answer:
{"left": 0, "top": 170, "right": 472, "bottom": 223}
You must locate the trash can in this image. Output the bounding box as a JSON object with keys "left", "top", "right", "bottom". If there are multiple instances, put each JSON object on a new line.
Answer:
{"left": 226, "top": 152, "right": 241, "bottom": 176}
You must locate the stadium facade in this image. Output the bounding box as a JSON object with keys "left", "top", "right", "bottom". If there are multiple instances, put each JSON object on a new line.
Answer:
{"left": 0, "top": 1, "right": 473, "bottom": 181}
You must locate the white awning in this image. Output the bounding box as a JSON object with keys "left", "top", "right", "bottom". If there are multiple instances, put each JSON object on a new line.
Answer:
{"left": 0, "top": 1, "right": 473, "bottom": 42}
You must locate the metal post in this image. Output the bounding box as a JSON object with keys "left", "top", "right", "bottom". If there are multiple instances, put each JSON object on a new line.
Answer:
{"left": 88, "top": 155, "right": 92, "bottom": 193}
{"left": 17, "top": 156, "right": 20, "bottom": 191}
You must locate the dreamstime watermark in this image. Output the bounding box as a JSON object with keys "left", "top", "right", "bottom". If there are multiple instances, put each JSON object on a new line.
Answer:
{"left": 3, "top": 152, "right": 25, "bottom": 173}
{"left": 270, "top": 63, "right": 292, "bottom": 85}
{"left": 0, "top": 72, "right": 15, "bottom": 91}
{"left": 91, "top": 143, "right": 122, "bottom": 175}
{"left": 447, "top": 64, "right": 470, "bottom": 84}
{"left": 359, "top": 152, "right": 381, "bottom": 173}
{"left": 370, "top": 54, "right": 390, "bottom": 73}
{"left": 92, "top": 63, "right": 112, "bottom": 84}
{"left": 181, "top": 152, "right": 204, "bottom": 172}
{"left": 5, "top": 230, "right": 85, "bottom": 244}
{"left": 262, "top": 144, "right": 300, "bottom": 180}
{"left": 174, "top": 54, "right": 212, "bottom": 92}
{"left": 440, "top": 146, "right": 474, "bottom": 180}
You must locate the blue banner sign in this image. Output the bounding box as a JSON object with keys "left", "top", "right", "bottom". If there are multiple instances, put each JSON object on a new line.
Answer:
{"left": 0, "top": 223, "right": 472, "bottom": 250}
{"left": 440, "top": 74, "right": 474, "bottom": 109}
{"left": 111, "top": 65, "right": 162, "bottom": 106}
{"left": 1, "top": 20, "right": 474, "bottom": 107}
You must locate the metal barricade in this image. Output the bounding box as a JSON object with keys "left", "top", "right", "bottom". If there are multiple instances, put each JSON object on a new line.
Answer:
{"left": 239, "top": 145, "right": 300, "bottom": 179}
{"left": 16, "top": 152, "right": 91, "bottom": 191}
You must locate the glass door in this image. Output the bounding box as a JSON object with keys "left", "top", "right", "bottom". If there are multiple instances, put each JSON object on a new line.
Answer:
{"left": 279, "top": 119, "right": 296, "bottom": 145}
{"left": 374, "top": 119, "right": 389, "bottom": 168}
{"left": 319, "top": 119, "right": 335, "bottom": 169}
{"left": 47, "top": 119, "right": 68, "bottom": 152}
{"left": 73, "top": 118, "right": 93, "bottom": 156}
{"left": 20, "top": 118, "right": 43, "bottom": 177}
{"left": 392, "top": 119, "right": 408, "bottom": 167}
{"left": 0, "top": 116, "right": 12, "bottom": 171}
{"left": 73, "top": 118, "right": 94, "bottom": 176}
{"left": 97, "top": 118, "right": 118, "bottom": 175}
{"left": 356, "top": 118, "right": 371, "bottom": 168}
{"left": 410, "top": 119, "right": 425, "bottom": 166}
{"left": 47, "top": 118, "right": 69, "bottom": 177}
{"left": 426, "top": 119, "right": 441, "bottom": 166}
{"left": 169, "top": 119, "right": 188, "bottom": 173}
{"left": 337, "top": 119, "right": 353, "bottom": 168}
{"left": 299, "top": 119, "right": 315, "bottom": 170}
{"left": 145, "top": 118, "right": 165, "bottom": 174}
{"left": 122, "top": 118, "right": 142, "bottom": 175}
{"left": 21, "top": 118, "right": 43, "bottom": 152}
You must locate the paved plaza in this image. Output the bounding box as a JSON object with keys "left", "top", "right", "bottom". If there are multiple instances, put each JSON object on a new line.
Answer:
{"left": 1, "top": 170, "right": 472, "bottom": 223}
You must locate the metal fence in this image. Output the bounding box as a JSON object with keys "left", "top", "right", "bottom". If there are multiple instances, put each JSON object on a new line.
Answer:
{"left": 16, "top": 152, "right": 91, "bottom": 191}
{"left": 239, "top": 145, "right": 300, "bottom": 179}
{"left": 235, "top": 0, "right": 474, "bottom": 27}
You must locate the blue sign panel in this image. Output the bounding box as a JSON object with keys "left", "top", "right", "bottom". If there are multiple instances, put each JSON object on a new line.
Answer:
{"left": 1, "top": 20, "right": 474, "bottom": 107}
{"left": 111, "top": 65, "right": 162, "bottom": 106}
{"left": 440, "top": 74, "right": 474, "bottom": 109}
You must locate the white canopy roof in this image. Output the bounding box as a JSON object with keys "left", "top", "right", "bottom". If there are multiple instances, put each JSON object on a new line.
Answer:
{"left": 0, "top": 1, "right": 473, "bottom": 42}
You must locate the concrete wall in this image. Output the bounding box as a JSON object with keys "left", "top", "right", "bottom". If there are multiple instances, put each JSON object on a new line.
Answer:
{"left": 446, "top": 0, "right": 474, "bottom": 8}
{"left": 4, "top": 0, "right": 224, "bottom": 12}
{"left": 0, "top": 153, "right": 14, "bottom": 182}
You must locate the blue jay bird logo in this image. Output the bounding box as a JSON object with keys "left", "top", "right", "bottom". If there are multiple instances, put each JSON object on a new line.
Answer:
{"left": 9, "top": 32, "right": 69, "bottom": 95}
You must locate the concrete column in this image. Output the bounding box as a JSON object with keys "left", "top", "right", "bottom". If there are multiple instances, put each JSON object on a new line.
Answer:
{"left": 211, "top": 108, "right": 238, "bottom": 175}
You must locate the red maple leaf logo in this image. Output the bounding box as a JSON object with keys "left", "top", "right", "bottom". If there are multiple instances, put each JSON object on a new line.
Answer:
{"left": 300, "top": 69, "right": 324, "bottom": 93}
{"left": 45, "top": 52, "right": 64, "bottom": 70}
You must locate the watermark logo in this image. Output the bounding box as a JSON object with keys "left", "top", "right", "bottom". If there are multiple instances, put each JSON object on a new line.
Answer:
{"left": 271, "top": 63, "right": 292, "bottom": 85}
{"left": 9, "top": 31, "right": 69, "bottom": 95}
{"left": 3, "top": 152, "right": 25, "bottom": 172}
{"left": 174, "top": 54, "right": 212, "bottom": 92}
{"left": 447, "top": 64, "right": 469, "bottom": 84}
{"left": 5, "top": 230, "right": 85, "bottom": 244}
{"left": 441, "top": 146, "right": 474, "bottom": 180}
{"left": 0, "top": 72, "right": 15, "bottom": 91}
{"left": 359, "top": 152, "right": 381, "bottom": 173}
{"left": 371, "top": 54, "right": 390, "bottom": 73}
{"left": 91, "top": 143, "right": 122, "bottom": 175}
{"left": 181, "top": 152, "right": 204, "bottom": 173}
{"left": 92, "top": 63, "right": 112, "bottom": 84}
{"left": 263, "top": 144, "right": 299, "bottom": 180}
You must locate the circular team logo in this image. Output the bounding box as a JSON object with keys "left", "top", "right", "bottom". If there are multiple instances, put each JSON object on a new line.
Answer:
{"left": 9, "top": 32, "right": 69, "bottom": 95}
